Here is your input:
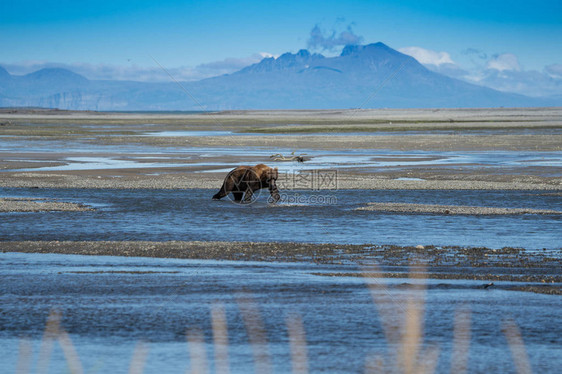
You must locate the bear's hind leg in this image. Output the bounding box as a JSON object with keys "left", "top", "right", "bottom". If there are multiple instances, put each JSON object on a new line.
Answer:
{"left": 212, "top": 189, "right": 227, "bottom": 200}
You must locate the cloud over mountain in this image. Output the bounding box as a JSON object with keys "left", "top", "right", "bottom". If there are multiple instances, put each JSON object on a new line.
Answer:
{"left": 2, "top": 42, "right": 557, "bottom": 110}
{"left": 400, "top": 45, "right": 561, "bottom": 98}
{"left": 546, "top": 64, "right": 562, "bottom": 78}
{"left": 398, "top": 47, "right": 455, "bottom": 66}
{"left": 307, "top": 24, "right": 363, "bottom": 51}
{"left": 1, "top": 53, "right": 277, "bottom": 83}
{"left": 486, "top": 53, "right": 521, "bottom": 72}
{"left": 399, "top": 46, "right": 468, "bottom": 80}
{"left": 6, "top": 37, "right": 559, "bottom": 99}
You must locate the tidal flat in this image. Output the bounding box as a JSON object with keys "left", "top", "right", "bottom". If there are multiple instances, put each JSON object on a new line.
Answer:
{"left": 0, "top": 108, "right": 561, "bottom": 373}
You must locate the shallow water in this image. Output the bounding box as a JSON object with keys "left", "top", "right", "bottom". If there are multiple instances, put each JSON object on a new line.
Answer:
{"left": 2, "top": 130, "right": 562, "bottom": 175}
{"left": 1, "top": 188, "right": 560, "bottom": 250}
{"left": 141, "top": 128, "right": 562, "bottom": 137}
{"left": 0, "top": 252, "right": 560, "bottom": 373}
{"left": 3, "top": 147, "right": 562, "bottom": 176}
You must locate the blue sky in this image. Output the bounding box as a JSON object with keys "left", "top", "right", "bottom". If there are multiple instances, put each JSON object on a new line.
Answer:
{"left": 1, "top": 0, "right": 561, "bottom": 96}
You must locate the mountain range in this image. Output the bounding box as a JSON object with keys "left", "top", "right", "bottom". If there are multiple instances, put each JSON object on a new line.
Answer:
{"left": 1, "top": 42, "right": 559, "bottom": 110}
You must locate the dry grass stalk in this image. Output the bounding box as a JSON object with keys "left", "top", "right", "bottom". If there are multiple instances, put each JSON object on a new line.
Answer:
{"left": 128, "top": 341, "right": 149, "bottom": 374}
{"left": 363, "top": 264, "right": 401, "bottom": 372}
{"left": 418, "top": 345, "right": 440, "bottom": 374}
{"left": 36, "top": 309, "right": 61, "bottom": 374}
{"left": 15, "top": 273, "right": 537, "bottom": 374}
{"left": 363, "top": 264, "right": 403, "bottom": 344}
{"left": 187, "top": 328, "right": 209, "bottom": 374}
{"left": 364, "top": 263, "right": 434, "bottom": 373}
{"left": 236, "top": 292, "right": 272, "bottom": 374}
{"left": 286, "top": 314, "right": 309, "bottom": 374}
{"left": 503, "top": 319, "right": 532, "bottom": 374}
{"left": 16, "top": 337, "right": 32, "bottom": 374}
{"left": 57, "top": 329, "right": 84, "bottom": 374}
{"left": 211, "top": 302, "right": 230, "bottom": 374}
{"left": 451, "top": 308, "right": 471, "bottom": 374}
{"left": 31, "top": 309, "right": 85, "bottom": 374}
{"left": 399, "top": 267, "right": 427, "bottom": 374}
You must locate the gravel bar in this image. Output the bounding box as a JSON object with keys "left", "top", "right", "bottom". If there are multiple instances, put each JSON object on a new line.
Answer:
{"left": 0, "top": 198, "right": 94, "bottom": 212}
{"left": 1, "top": 241, "right": 560, "bottom": 285}
{"left": 355, "top": 202, "right": 562, "bottom": 215}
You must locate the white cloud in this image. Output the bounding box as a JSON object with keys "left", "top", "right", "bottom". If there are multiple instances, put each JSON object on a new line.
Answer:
{"left": 461, "top": 53, "right": 562, "bottom": 97}
{"left": 398, "top": 46, "right": 561, "bottom": 97}
{"left": 1, "top": 53, "right": 275, "bottom": 82}
{"left": 474, "top": 69, "right": 562, "bottom": 97}
{"left": 398, "top": 46, "right": 455, "bottom": 66}
{"left": 486, "top": 53, "right": 521, "bottom": 72}
{"left": 195, "top": 53, "right": 276, "bottom": 76}
{"left": 545, "top": 63, "right": 562, "bottom": 78}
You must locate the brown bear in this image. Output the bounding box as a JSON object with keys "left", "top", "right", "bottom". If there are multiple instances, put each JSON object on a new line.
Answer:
{"left": 212, "top": 164, "right": 280, "bottom": 203}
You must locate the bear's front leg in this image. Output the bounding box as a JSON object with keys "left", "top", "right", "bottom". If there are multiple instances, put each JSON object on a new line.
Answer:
{"left": 269, "top": 185, "right": 280, "bottom": 203}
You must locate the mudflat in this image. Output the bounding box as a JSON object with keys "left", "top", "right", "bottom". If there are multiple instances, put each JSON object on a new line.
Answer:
{"left": 0, "top": 108, "right": 561, "bottom": 190}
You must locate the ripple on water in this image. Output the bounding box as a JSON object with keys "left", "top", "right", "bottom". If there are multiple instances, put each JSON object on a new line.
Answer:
{"left": 0, "top": 188, "right": 560, "bottom": 250}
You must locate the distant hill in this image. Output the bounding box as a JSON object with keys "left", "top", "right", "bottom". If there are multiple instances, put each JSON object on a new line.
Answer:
{"left": 1, "top": 43, "right": 559, "bottom": 110}
{"left": 0, "top": 66, "right": 12, "bottom": 82}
